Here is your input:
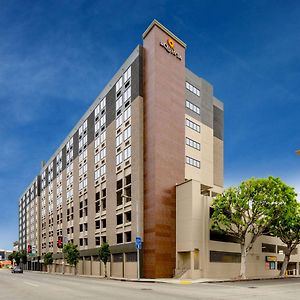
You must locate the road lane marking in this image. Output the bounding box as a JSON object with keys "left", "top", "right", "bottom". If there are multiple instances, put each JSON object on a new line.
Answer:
{"left": 24, "top": 281, "right": 39, "bottom": 287}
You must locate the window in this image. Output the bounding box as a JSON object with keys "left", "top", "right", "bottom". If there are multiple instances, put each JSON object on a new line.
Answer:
{"left": 277, "top": 245, "right": 298, "bottom": 255}
{"left": 186, "top": 118, "right": 200, "bottom": 133}
{"left": 95, "top": 121, "right": 100, "bottom": 132}
{"left": 113, "top": 253, "right": 123, "bottom": 262}
{"left": 210, "top": 251, "right": 241, "bottom": 263}
{"left": 186, "top": 100, "right": 200, "bottom": 115}
{"left": 100, "top": 97, "right": 106, "bottom": 110}
{"left": 95, "top": 153, "right": 100, "bottom": 164}
{"left": 116, "top": 134, "right": 123, "bottom": 147}
{"left": 186, "top": 156, "right": 200, "bottom": 168}
{"left": 116, "top": 190, "right": 123, "bottom": 206}
{"left": 124, "top": 146, "right": 131, "bottom": 160}
{"left": 79, "top": 149, "right": 87, "bottom": 162}
{"left": 100, "top": 115, "right": 106, "bottom": 127}
{"left": 124, "top": 87, "right": 131, "bottom": 102}
{"left": 123, "top": 66, "right": 131, "bottom": 82}
{"left": 116, "top": 153, "right": 123, "bottom": 165}
{"left": 116, "top": 77, "right": 122, "bottom": 92}
{"left": 79, "top": 178, "right": 87, "bottom": 190}
{"left": 116, "top": 114, "right": 122, "bottom": 129}
{"left": 125, "top": 174, "right": 131, "bottom": 185}
{"left": 125, "top": 231, "right": 132, "bottom": 242}
{"left": 117, "top": 233, "right": 123, "bottom": 244}
{"left": 186, "top": 137, "right": 201, "bottom": 150}
{"left": 100, "top": 164, "right": 106, "bottom": 176}
{"left": 186, "top": 81, "right": 200, "bottom": 97}
{"left": 125, "top": 211, "right": 131, "bottom": 223}
{"left": 116, "top": 97, "right": 122, "bottom": 111}
{"left": 262, "top": 243, "right": 276, "bottom": 253}
{"left": 101, "top": 198, "right": 106, "bottom": 210}
{"left": 101, "top": 219, "right": 106, "bottom": 228}
{"left": 95, "top": 104, "right": 100, "bottom": 116}
{"left": 100, "top": 147, "right": 106, "bottom": 160}
{"left": 79, "top": 163, "right": 87, "bottom": 176}
{"left": 123, "top": 126, "right": 131, "bottom": 141}
{"left": 124, "top": 106, "right": 131, "bottom": 121}
{"left": 126, "top": 252, "right": 137, "bottom": 262}
{"left": 95, "top": 236, "right": 101, "bottom": 246}
{"left": 95, "top": 220, "right": 100, "bottom": 230}
{"left": 210, "top": 230, "right": 239, "bottom": 243}
{"left": 100, "top": 131, "right": 106, "bottom": 143}
{"left": 117, "top": 214, "right": 123, "bottom": 225}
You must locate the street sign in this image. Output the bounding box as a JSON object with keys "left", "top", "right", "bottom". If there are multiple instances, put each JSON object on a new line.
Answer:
{"left": 135, "top": 236, "right": 142, "bottom": 250}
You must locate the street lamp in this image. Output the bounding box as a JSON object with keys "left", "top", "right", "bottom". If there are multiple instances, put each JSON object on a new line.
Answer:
{"left": 121, "top": 194, "right": 140, "bottom": 280}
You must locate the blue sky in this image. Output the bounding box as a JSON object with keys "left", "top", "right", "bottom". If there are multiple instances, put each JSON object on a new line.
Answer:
{"left": 0, "top": 0, "right": 299, "bottom": 250}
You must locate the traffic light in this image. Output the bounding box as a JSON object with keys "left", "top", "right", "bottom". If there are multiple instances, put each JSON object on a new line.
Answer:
{"left": 57, "top": 236, "right": 63, "bottom": 249}
{"left": 27, "top": 244, "right": 32, "bottom": 254}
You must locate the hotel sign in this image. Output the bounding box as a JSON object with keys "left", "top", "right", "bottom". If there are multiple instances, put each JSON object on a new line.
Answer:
{"left": 265, "top": 256, "right": 277, "bottom": 262}
{"left": 160, "top": 38, "right": 182, "bottom": 60}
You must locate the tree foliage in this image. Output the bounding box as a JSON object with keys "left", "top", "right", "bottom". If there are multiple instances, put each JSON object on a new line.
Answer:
{"left": 63, "top": 243, "right": 80, "bottom": 274}
{"left": 14, "top": 252, "right": 21, "bottom": 265}
{"left": 20, "top": 250, "right": 27, "bottom": 265}
{"left": 97, "top": 243, "right": 111, "bottom": 278}
{"left": 8, "top": 253, "right": 15, "bottom": 265}
{"left": 211, "top": 176, "right": 295, "bottom": 279}
{"left": 270, "top": 196, "right": 299, "bottom": 277}
{"left": 43, "top": 252, "right": 53, "bottom": 266}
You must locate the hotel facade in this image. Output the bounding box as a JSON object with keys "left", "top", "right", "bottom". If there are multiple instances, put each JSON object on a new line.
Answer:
{"left": 18, "top": 20, "right": 300, "bottom": 279}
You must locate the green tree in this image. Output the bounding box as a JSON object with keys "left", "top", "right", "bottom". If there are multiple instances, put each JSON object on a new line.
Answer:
{"left": 270, "top": 198, "right": 300, "bottom": 277}
{"left": 63, "top": 243, "right": 80, "bottom": 275}
{"left": 14, "top": 252, "right": 21, "bottom": 265}
{"left": 43, "top": 252, "right": 53, "bottom": 272}
{"left": 97, "top": 243, "right": 111, "bottom": 278}
{"left": 20, "top": 250, "right": 27, "bottom": 265}
{"left": 8, "top": 253, "right": 15, "bottom": 266}
{"left": 211, "top": 177, "right": 293, "bottom": 279}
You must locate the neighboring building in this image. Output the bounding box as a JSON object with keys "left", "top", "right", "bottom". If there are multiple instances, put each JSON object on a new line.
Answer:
{"left": 19, "top": 175, "right": 40, "bottom": 267}
{"left": 18, "top": 20, "right": 298, "bottom": 279}
{"left": 0, "top": 249, "right": 13, "bottom": 261}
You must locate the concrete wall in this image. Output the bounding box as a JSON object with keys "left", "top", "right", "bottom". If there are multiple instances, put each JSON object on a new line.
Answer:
{"left": 176, "top": 179, "right": 300, "bottom": 279}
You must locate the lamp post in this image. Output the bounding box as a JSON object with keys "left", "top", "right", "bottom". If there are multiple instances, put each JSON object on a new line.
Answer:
{"left": 121, "top": 194, "right": 140, "bottom": 280}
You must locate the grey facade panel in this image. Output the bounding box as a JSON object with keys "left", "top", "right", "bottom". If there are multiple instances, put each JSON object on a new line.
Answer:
{"left": 106, "top": 86, "right": 116, "bottom": 127}
{"left": 87, "top": 111, "right": 95, "bottom": 146}
{"left": 62, "top": 146, "right": 66, "bottom": 171}
{"left": 45, "top": 167, "right": 49, "bottom": 189}
{"left": 73, "top": 130, "right": 79, "bottom": 159}
{"left": 213, "top": 105, "right": 224, "bottom": 140}
{"left": 37, "top": 176, "right": 41, "bottom": 196}
{"left": 131, "top": 48, "right": 143, "bottom": 101}
{"left": 185, "top": 73, "right": 214, "bottom": 129}
{"left": 52, "top": 157, "right": 57, "bottom": 181}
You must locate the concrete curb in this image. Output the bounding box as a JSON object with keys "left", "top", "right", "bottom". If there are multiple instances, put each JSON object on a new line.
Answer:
{"left": 22, "top": 270, "right": 300, "bottom": 285}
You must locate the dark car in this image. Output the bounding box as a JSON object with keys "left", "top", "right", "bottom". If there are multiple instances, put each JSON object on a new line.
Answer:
{"left": 11, "top": 266, "right": 23, "bottom": 273}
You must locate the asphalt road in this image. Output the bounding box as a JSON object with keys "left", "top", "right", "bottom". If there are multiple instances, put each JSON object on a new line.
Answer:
{"left": 1, "top": 269, "right": 300, "bottom": 300}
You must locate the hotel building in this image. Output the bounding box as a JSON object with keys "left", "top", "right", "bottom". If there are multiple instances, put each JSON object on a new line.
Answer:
{"left": 19, "top": 20, "right": 299, "bottom": 279}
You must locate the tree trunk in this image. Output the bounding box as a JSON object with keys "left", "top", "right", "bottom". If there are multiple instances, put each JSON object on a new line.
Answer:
{"left": 74, "top": 264, "right": 77, "bottom": 276}
{"left": 279, "top": 249, "right": 292, "bottom": 277}
{"left": 104, "top": 263, "right": 107, "bottom": 278}
{"left": 239, "top": 243, "right": 247, "bottom": 279}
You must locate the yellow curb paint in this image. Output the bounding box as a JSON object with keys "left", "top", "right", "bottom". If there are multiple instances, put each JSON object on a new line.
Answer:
{"left": 179, "top": 280, "right": 192, "bottom": 285}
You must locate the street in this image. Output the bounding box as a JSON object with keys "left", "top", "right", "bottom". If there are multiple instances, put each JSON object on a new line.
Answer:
{"left": 1, "top": 269, "right": 300, "bottom": 300}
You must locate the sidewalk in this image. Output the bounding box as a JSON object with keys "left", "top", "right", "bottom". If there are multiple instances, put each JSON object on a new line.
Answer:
{"left": 29, "top": 270, "right": 300, "bottom": 285}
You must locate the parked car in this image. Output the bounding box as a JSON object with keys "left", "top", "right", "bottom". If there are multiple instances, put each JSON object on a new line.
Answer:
{"left": 11, "top": 266, "right": 23, "bottom": 273}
